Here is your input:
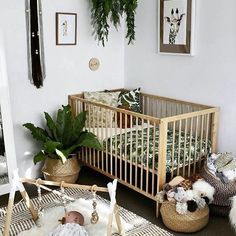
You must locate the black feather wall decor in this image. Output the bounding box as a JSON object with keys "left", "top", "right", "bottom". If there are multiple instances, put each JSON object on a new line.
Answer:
{"left": 25, "top": 0, "right": 46, "bottom": 88}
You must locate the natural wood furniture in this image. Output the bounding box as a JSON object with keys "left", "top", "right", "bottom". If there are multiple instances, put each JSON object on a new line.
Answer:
{"left": 69, "top": 89, "right": 219, "bottom": 216}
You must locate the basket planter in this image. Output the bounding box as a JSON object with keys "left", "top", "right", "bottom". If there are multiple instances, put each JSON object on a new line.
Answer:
{"left": 42, "top": 154, "right": 80, "bottom": 184}
{"left": 160, "top": 201, "right": 209, "bottom": 233}
{"left": 201, "top": 164, "right": 236, "bottom": 216}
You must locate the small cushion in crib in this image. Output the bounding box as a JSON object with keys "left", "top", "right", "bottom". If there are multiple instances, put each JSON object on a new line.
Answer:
{"left": 83, "top": 91, "right": 121, "bottom": 127}
{"left": 117, "top": 88, "right": 141, "bottom": 113}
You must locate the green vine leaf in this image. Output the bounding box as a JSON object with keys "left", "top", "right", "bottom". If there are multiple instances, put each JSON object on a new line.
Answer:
{"left": 90, "top": 0, "right": 137, "bottom": 46}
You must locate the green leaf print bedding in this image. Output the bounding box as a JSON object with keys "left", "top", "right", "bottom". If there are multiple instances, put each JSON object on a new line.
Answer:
{"left": 104, "top": 127, "right": 211, "bottom": 172}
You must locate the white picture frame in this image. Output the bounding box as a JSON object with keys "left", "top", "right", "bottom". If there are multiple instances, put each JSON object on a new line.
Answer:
{"left": 158, "top": 0, "right": 195, "bottom": 55}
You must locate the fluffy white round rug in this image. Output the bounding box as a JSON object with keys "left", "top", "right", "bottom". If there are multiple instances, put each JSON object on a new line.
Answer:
{"left": 18, "top": 198, "right": 131, "bottom": 236}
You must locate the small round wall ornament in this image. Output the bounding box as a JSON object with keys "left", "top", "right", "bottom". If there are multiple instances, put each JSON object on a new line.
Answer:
{"left": 89, "top": 58, "right": 100, "bottom": 71}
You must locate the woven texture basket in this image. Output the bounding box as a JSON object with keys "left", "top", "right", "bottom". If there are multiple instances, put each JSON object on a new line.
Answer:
{"left": 42, "top": 154, "right": 80, "bottom": 183}
{"left": 160, "top": 201, "right": 209, "bottom": 233}
{"left": 201, "top": 164, "right": 236, "bottom": 216}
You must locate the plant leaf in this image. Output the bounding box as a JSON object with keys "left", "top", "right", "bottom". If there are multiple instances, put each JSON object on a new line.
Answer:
{"left": 56, "top": 105, "right": 73, "bottom": 147}
{"left": 23, "top": 123, "right": 48, "bottom": 143}
{"left": 44, "top": 140, "right": 62, "bottom": 154}
{"left": 44, "top": 112, "right": 58, "bottom": 141}
{"left": 65, "top": 131, "right": 102, "bottom": 154}
{"left": 78, "top": 132, "right": 102, "bottom": 150}
{"left": 33, "top": 151, "right": 46, "bottom": 165}
{"left": 55, "top": 149, "right": 67, "bottom": 164}
{"left": 72, "top": 111, "right": 87, "bottom": 141}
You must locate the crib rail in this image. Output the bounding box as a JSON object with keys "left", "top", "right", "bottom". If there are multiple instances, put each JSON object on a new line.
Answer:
{"left": 68, "top": 91, "right": 219, "bottom": 206}
{"left": 141, "top": 92, "right": 211, "bottom": 118}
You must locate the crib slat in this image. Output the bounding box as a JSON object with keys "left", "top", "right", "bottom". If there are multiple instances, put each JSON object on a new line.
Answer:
{"left": 205, "top": 114, "right": 210, "bottom": 153}
{"left": 114, "top": 112, "right": 118, "bottom": 178}
{"left": 101, "top": 108, "right": 104, "bottom": 172}
{"left": 171, "top": 121, "right": 176, "bottom": 179}
{"left": 183, "top": 118, "right": 188, "bottom": 177}
{"left": 152, "top": 122, "right": 156, "bottom": 196}
{"left": 146, "top": 121, "right": 150, "bottom": 193}
{"left": 177, "top": 120, "right": 182, "bottom": 176}
{"left": 130, "top": 115, "right": 133, "bottom": 186}
{"left": 188, "top": 117, "right": 193, "bottom": 177}
{"left": 119, "top": 112, "right": 122, "bottom": 181}
{"left": 105, "top": 109, "right": 108, "bottom": 172}
{"left": 124, "top": 114, "right": 128, "bottom": 183}
{"left": 140, "top": 119, "right": 144, "bottom": 191}
{"left": 109, "top": 110, "right": 113, "bottom": 175}
{"left": 135, "top": 117, "right": 138, "bottom": 188}
{"left": 193, "top": 116, "right": 199, "bottom": 173}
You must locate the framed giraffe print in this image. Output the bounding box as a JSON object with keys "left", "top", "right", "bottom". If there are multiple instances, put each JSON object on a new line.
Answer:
{"left": 56, "top": 12, "right": 77, "bottom": 45}
{"left": 158, "top": 0, "right": 195, "bottom": 55}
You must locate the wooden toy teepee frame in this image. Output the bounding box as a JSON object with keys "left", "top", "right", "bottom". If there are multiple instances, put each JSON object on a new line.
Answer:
{"left": 3, "top": 171, "right": 124, "bottom": 236}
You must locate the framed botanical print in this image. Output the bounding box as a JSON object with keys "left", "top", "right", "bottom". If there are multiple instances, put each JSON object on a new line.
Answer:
{"left": 158, "top": 0, "right": 195, "bottom": 55}
{"left": 56, "top": 12, "right": 77, "bottom": 45}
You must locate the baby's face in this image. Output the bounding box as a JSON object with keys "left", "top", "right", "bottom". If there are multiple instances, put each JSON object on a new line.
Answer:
{"left": 64, "top": 211, "right": 84, "bottom": 225}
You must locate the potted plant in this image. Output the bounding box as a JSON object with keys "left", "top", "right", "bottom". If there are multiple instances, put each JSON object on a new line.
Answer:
{"left": 90, "top": 0, "right": 138, "bottom": 46}
{"left": 23, "top": 105, "right": 102, "bottom": 183}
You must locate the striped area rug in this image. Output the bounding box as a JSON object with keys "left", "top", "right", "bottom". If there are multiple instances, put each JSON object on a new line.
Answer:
{"left": 0, "top": 188, "right": 173, "bottom": 236}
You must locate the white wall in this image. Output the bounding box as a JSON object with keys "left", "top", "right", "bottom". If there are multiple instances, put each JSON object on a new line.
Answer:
{"left": 125, "top": 0, "right": 236, "bottom": 154}
{"left": 0, "top": 0, "right": 125, "bottom": 177}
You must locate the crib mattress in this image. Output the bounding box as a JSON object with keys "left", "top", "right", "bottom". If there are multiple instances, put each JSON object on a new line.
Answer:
{"left": 104, "top": 127, "right": 210, "bottom": 172}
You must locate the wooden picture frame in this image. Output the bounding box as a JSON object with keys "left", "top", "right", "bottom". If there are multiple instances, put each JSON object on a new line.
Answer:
{"left": 56, "top": 12, "right": 77, "bottom": 45}
{"left": 158, "top": 0, "right": 195, "bottom": 55}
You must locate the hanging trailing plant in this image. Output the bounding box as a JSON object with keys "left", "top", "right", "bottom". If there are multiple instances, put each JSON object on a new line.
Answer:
{"left": 90, "top": 0, "right": 138, "bottom": 46}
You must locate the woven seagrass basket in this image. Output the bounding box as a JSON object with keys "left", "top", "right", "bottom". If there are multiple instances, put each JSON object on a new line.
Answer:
{"left": 201, "top": 164, "right": 236, "bottom": 216}
{"left": 42, "top": 154, "right": 80, "bottom": 183}
{"left": 160, "top": 201, "right": 209, "bottom": 233}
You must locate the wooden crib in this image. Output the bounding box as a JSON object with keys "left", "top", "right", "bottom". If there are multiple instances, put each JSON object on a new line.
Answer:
{"left": 68, "top": 89, "right": 219, "bottom": 215}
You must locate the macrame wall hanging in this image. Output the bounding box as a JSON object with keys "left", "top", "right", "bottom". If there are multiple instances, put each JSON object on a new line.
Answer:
{"left": 25, "top": 0, "right": 46, "bottom": 88}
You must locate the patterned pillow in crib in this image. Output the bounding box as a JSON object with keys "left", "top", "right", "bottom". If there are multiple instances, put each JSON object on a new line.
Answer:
{"left": 83, "top": 91, "right": 121, "bottom": 127}
{"left": 117, "top": 88, "right": 141, "bottom": 113}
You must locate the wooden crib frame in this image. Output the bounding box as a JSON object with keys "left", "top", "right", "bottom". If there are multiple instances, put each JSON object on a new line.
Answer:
{"left": 68, "top": 89, "right": 219, "bottom": 215}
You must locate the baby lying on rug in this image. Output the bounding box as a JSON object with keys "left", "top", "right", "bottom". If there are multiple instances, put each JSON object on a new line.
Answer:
{"left": 47, "top": 211, "right": 88, "bottom": 236}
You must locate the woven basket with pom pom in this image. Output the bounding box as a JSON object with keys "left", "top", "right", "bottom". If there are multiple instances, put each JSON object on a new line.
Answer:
{"left": 160, "top": 201, "right": 209, "bottom": 233}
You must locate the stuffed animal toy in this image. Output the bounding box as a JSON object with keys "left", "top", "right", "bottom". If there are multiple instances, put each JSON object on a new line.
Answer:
{"left": 171, "top": 187, "right": 189, "bottom": 215}
{"left": 178, "top": 179, "right": 193, "bottom": 190}
{"left": 185, "top": 189, "right": 205, "bottom": 212}
{"left": 173, "top": 187, "right": 188, "bottom": 202}
{"left": 192, "top": 179, "right": 215, "bottom": 203}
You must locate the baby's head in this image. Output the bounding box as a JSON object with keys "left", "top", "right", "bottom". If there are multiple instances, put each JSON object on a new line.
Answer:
{"left": 61, "top": 211, "right": 84, "bottom": 226}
